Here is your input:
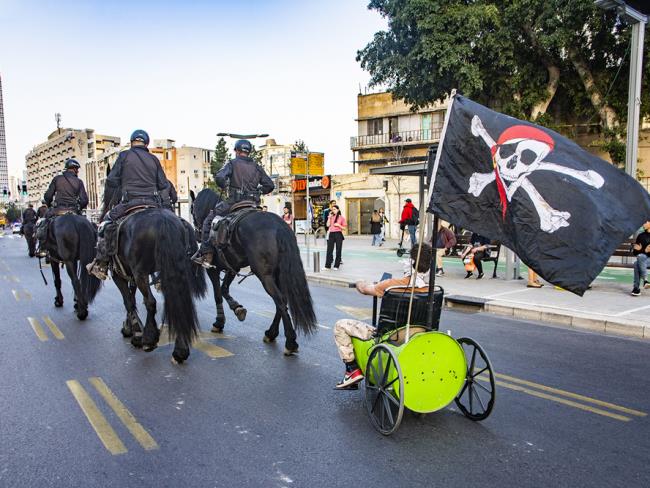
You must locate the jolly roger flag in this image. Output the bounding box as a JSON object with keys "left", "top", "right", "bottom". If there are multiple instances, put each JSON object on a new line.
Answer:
{"left": 428, "top": 94, "right": 650, "bottom": 296}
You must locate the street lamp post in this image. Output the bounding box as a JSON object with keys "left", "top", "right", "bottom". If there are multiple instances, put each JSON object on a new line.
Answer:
{"left": 595, "top": 0, "right": 648, "bottom": 178}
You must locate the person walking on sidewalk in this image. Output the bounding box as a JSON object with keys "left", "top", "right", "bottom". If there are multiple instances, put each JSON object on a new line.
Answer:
{"left": 370, "top": 210, "right": 382, "bottom": 246}
{"left": 379, "top": 207, "right": 388, "bottom": 242}
{"left": 325, "top": 205, "right": 346, "bottom": 270}
{"left": 631, "top": 219, "right": 650, "bottom": 296}
{"left": 282, "top": 206, "right": 294, "bottom": 227}
{"left": 399, "top": 198, "right": 419, "bottom": 246}
{"left": 435, "top": 222, "right": 456, "bottom": 276}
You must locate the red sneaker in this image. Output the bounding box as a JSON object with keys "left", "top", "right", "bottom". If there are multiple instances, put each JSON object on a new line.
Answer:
{"left": 336, "top": 368, "right": 364, "bottom": 389}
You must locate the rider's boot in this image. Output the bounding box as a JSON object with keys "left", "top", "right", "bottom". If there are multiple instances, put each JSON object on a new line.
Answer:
{"left": 86, "top": 221, "right": 113, "bottom": 280}
{"left": 35, "top": 219, "right": 48, "bottom": 258}
{"left": 190, "top": 246, "right": 214, "bottom": 269}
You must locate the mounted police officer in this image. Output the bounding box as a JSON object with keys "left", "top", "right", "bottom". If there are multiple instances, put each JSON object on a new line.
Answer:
{"left": 160, "top": 180, "right": 178, "bottom": 211}
{"left": 36, "top": 159, "right": 88, "bottom": 257}
{"left": 21, "top": 203, "right": 37, "bottom": 228}
{"left": 86, "top": 129, "right": 170, "bottom": 280}
{"left": 191, "top": 139, "right": 274, "bottom": 267}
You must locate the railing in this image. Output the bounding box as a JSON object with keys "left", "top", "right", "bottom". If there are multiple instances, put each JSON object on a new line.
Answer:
{"left": 350, "top": 127, "right": 442, "bottom": 149}
{"left": 640, "top": 177, "right": 650, "bottom": 193}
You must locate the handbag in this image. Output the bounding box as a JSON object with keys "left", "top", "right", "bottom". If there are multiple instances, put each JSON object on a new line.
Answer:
{"left": 464, "top": 254, "right": 476, "bottom": 272}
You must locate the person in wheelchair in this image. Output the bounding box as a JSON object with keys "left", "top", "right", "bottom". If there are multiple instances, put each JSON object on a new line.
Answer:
{"left": 333, "top": 243, "right": 432, "bottom": 389}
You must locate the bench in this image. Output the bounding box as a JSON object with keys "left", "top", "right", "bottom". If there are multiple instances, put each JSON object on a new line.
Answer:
{"left": 608, "top": 238, "right": 636, "bottom": 268}
{"left": 447, "top": 233, "right": 501, "bottom": 278}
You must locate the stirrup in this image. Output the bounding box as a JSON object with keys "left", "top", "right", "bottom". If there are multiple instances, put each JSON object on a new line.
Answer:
{"left": 86, "top": 260, "right": 109, "bottom": 280}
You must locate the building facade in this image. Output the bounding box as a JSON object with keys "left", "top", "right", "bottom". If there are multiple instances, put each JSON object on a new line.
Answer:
{"left": 25, "top": 129, "right": 120, "bottom": 206}
{"left": 0, "top": 75, "right": 8, "bottom": 197}
{"left": 175, "top": 145, "right": 214, "bottom": 200}
{"left": 350, "top": 91, "right": 446, "bottom": 173}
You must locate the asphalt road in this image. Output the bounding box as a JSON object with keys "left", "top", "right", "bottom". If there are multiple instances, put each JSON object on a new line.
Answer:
{"left": 1, "top": 231, "right": 649, "bottom": 488}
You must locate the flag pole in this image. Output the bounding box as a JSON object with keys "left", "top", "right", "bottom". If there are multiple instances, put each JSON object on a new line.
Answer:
{"left": 425, "top": 90, "right": 456, "bottom": 329}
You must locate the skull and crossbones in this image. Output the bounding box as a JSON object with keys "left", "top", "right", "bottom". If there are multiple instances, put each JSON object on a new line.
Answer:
{"left": 468, "top": 115, "right": 604, "bottom": 233}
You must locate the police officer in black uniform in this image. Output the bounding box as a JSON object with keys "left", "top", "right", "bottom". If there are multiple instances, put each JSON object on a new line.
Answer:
{"left": 22, "top": 203, "right": 37, "bottom": 227}
{"left": 36, "top": 159, "right": 89, "bottom": 257}
{"left": 191, "top": 139, "right": 274, "bottom": 267}
{"left": 87, "top": 129, "right": 170, "bottom": 280}
{"left": 36, "top": 200, "right": 48, "bottom": 219}
{"left": 160, "top": 180, "right": 178, "bottom": 211}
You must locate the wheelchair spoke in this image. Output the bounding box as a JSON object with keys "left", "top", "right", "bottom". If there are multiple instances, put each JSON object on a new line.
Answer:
{"left": 383, "top": 395, "right": 395, "bottom": 426}
{"left": 475, "top": 381, "right": 492, "bottom": 394}
{"left": 471, "top": 366, "right": 489, "bottom": 379}
{"left": 382, "top": 352, "right": 392, "bottom": 385}
{"left": 472, "top": 385, "right": 486, "bottom": 413}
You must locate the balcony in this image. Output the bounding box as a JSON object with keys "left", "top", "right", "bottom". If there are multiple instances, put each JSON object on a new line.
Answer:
{"left": 350, "top": 127, "right": 442, "bottom": 150}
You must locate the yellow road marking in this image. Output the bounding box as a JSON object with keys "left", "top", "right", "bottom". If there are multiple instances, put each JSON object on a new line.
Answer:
{"left": 494, "top": 372, "right": 647, "bottom": 418}
{"left": 335, "top": 305, "right": 373, "bottom": 320}
{"left": 43, "top": 316, "right": 64, "bottom": 340}
{"left": 193, "top": 340, "right": 234, "bottom": 358}
{"left": 492, "top": 379, "right": 631, "bottom": 422}
{"left": 27, "top": 317, "right": 48, "bottom": 341}
{"left": 12, "top": 289, "right": 31, "bottom": 301}
{"left": 252, "top": 310, "right": 274, "bottom": 318}
{"left": 66, "top": 380, "right": 127, "bottom": 455}
{"left": 89, "top": 377, "right": 158, "bottom": 451}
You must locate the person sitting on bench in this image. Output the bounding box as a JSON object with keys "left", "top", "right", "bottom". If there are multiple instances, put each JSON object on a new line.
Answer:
{"left": 333, "top": 244, "right": 432, "bottom": 389}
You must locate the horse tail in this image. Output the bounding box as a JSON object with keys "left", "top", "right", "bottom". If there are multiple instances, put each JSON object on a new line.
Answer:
{"left": 157, "top": 216, "right": 199, "bottom": 348}
{"left": 77, "top": 217, "right": 102, "bottom": 304}
{"left": 276, "top": 226, "right": 318, "bottom": 335}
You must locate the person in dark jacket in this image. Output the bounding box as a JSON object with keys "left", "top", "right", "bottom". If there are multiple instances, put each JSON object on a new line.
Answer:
{"left": 36, "top": 159, "right": 88, "bottom": 257}
{"left": 87, "top": 129, "right": 170, "bottom": 279}
{"left": 36, "top": 200, "right": 48, "bottom": 219}
{"left": 631, "top": 219, "right": 650, "bottom": 296}
{"left": 399, "top": 198, "right": 418, "bottom": 246}
{"left": 22, "top": 204, "right": 37, "bottom": 226}
{"left": 370, "top": 210, "right": 382, "bottom": 246}
{"left": 191, "top": 139, "right": 274, "bottom": 267}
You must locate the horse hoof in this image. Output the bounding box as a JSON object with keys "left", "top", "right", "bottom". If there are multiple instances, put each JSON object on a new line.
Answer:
{"left": 171, "top": 351, "right": 188, "bottom": 364}
{"left": 263, "top": 335, "right": 276, "bottom": 344}
{"left": 211, "top": 326, "right": 224, "bottom": 334}
{"left": 121, "top": 327, "right": 133, "bottom": 338}
{"left": 284, "top": 347, "right": 299, "bottom": 356}
{"left": 131, "top": 336, "right": 143, "bottom": 348}
{"left": 76, "top": 311, "right": 88, "bottom": 321}
{"left": 234, "top": 307, "right": 247, "bottom": 322}
{"left": 54, "top": 299, "right": 63, "bottom": 308}
{"left": 143, "top": 344, "right": 157, "bottom": 353}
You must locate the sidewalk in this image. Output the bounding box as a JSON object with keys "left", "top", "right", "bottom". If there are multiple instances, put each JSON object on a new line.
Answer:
{"left": 298, "top": 235, "right": 650, "bottom": 339}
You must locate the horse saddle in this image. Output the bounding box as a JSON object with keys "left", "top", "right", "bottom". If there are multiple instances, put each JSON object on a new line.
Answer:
{"left": 214, "top": 203, "right": 259, "bottom": 249}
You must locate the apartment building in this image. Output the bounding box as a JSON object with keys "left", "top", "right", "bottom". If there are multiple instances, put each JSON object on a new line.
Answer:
{"left": 350, "top": 91, "right": 446, "bottom": 173}
{"left": 25, "top": 129, "right": 120, "bottom": 205}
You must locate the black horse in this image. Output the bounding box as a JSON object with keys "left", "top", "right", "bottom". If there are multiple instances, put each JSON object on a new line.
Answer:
{"left": 22, "top": 222, "right": 37, "bottom": 257}
{"left": 102, "top": 185, "right": 206, "bottom": 364}
{"left": 45, "top": 214, "right": 102, "bottom": 320}
{"left": 191, "top": 188, "right": 317, "bottom": 354}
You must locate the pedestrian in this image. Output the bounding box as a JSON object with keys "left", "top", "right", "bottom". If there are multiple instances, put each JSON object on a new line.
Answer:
{"left": 323, "top": 199, "right": 336, "bottom": 232}
{"left": 435, "top": 221, "right": 456, "bottom": 276}
{"left": 333, "top": 244, "right": 432, "bottom": 389}
{"left": 379, "top": 207, "right": 388, "bottom": 242}
{"left": 282, "top": 206, "right": 294, "bottom": 227}
{"left": 399, "top": 198, "right": 419, "bottom": 246}
{"left": 631, "top": 219, "right": 650, "bottom": 296}
{"left": 370, "top": 210, "right": 382, "bottom": 246}
{"left": 325, "top": 205, "right": 346, "bottom": 270}
{"left": 527, "top": 269, "right": 543, "bottom": 288}
{"left": 460, "top": 232, "right": 490, "bottom": 279}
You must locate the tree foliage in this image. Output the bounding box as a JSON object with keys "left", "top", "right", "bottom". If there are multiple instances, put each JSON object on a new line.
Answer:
{"left": 357, "top": 0, "right": 650, "bottom": 133}
{"left": 292, "top": 139, "right": 309, "bottom": 153}
{"left": 248, "top": 144, "right": 264, "bottom": 165}
{"left": 5, "top": 203, "right": 21, "bottom": 222}
{"left": 211, "top": 137, "right": 231, "bottom": 176}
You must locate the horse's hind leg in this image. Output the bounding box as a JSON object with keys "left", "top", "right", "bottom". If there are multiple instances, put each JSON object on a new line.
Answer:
{"left": 135, "top": 275, "right": 159, "bottom": 352}
{"left": 208, "top": 268, "right": 226, "bottom": 333}
{"left": 65, "top": 261, "right": 87, "bottom": 320}
{"left": 222, "top": 271, "right": 247, "bottom": 321}
{"left": 257, "top": 274, "right": 298, "bottom": 355}
{"left": 114, "top": 274, "right": 141, "bottom": 341}
{"left": 263, "top": 310, "right": 281, "bottom": 344}
{"left": 52, "top": 263, "right": 63, "bottom": 307}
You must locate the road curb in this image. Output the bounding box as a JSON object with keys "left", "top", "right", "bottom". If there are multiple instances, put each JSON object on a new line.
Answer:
{"left": 305, "top": 274, "right": 650, "bottom": 340}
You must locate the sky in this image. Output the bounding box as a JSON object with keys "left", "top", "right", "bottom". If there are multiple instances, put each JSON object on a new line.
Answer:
{"left": 0, "top": 0, "right": 387, "bottom": 178}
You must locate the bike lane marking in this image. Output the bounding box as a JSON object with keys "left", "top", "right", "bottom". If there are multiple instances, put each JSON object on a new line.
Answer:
{"left": 27, "top": 317, "right": 49, "bottom": 342}
{"left": 66, "top": 380, "right": 128, "bottom": 455}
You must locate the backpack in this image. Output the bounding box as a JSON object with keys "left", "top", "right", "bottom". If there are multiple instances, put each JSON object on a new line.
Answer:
{"left": 411, "top": 207, "right": 420, "bottom": 225}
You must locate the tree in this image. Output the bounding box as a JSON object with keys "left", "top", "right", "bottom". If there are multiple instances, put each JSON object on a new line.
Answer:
{"left": 248, "top": 144, "right": 264, "bottom": 165}
{"left": 357, "top": 0, "right": 650, "bottom": 165}
{"left": 211, "top": 137, "right": 230, "bottom": 176}
{"left": 292, "top": 139, "right": 309, "bottom": 153}
{"left": 5, "top": 203, "right": 21, "bottom": 222}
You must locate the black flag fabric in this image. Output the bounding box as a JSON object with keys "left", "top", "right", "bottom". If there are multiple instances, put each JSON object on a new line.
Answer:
{"left": 428, "top": 95, "right": 650, "bottom": 296}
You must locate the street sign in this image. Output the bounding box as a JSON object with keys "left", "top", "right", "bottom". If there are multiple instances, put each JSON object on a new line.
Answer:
{"left": 290, "top": 152, "right": 325, "bottom": 176}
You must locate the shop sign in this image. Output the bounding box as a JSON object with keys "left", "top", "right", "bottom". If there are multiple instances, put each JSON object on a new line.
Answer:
{"left": 290, "top": 152, "right": 325, "bottom": 176}
{"left": 291, "top": 175, "right": 331, "bottom": 192}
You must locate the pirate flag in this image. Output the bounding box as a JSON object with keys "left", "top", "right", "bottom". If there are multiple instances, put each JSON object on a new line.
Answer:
{"left": 428, "top": 94, "right": 650, "bottom": 296}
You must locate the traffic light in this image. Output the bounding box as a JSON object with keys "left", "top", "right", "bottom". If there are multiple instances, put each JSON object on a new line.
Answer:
{"left": 21, "top": 182, "right": 27, "bottom": 195}
{"left": 2, "top": 187, "right": 7, "bottom": 197}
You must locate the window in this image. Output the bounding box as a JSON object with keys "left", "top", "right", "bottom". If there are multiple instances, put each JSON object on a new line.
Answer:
{"left": 368, "top": 118, "right": 383, "bottom": 136}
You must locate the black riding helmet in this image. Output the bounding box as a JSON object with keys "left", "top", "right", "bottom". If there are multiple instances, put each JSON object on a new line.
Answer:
{"left": 234, "top": 139, "right": 252, "bottom": 154}
{"left": 65, "top": 158, "right": 81, "bottom": 170}
{"left": 130, "top": 129, "right": 150, "bottom": 146}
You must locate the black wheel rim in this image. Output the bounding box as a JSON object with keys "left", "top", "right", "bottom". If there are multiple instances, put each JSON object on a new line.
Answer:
{"left": 454, "top": 337, "right": 496, "bottom": 421}
{"left": 364, "top": 344, "right": 405, "bottom": 435}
